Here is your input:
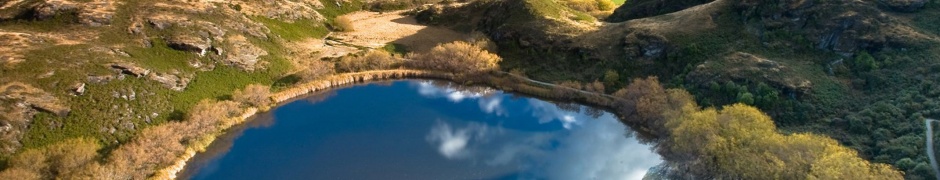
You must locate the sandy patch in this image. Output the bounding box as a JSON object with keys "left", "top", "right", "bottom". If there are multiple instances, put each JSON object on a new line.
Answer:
{"left": 333, "top": 10, "right": 468, "bottom": 52}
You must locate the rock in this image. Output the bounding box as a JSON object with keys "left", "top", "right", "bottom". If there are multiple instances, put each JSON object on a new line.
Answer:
{"left": 128, "top": 18, "right": 145, "bottom": 34}
{"left": 70, "top": 83, "right": 86, "bottom": 95}
{"left": 147, "top": 72, "right": 191, "bottom": 91}
{"left": 687, "top": 52, "right": 813, "bottom": 94}
{"left": 623, "top": 30, "right": 670, "bottom": 60}
{"left": 224, "top": 35, "right": 268, "bottom": 71}
{"left": 30, "top": 1, "right": 81, "bottom": 19}
{"left": 78, "top": 11, "right": 112, "bottom": 27}
{"left": 878, "top": 0, "right": 927, "bottom": 12}
{"left": 733, "top": 0, "right": 899, "bottom": 56}
{"left": 0, "top": 82, "right": 70, "bottom": 117}
{"left": 110, "top": 63, "right": 150, "bottom": 77}
{"left": 166, "top": 34, "right": 211, "bottom": 55}
{"left": 87, "top": 75, "right": 115, "bottom": 83}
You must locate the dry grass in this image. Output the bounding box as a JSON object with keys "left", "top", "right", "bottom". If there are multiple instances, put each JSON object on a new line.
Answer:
{"left": 333, "top": 10, "right": 468, "bottom": 52}
{"left": 334, "top": 16, "right": 356, "bottom": 32}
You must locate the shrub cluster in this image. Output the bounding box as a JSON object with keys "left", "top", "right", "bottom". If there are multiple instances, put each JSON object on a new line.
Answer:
{"left": 336, "top": 50, "right": 399, "bottom": 72}
{"left": 0, "top": 98, "right": 255, "bottom": 179}
{"left": 609, "top": 77, "right": 903, "bottom": 179}
{"left": 298, "top": 59, "right": 336, "bottom": 81}
{"left": 405, "top": 41, "right": 501, "bottom": 74}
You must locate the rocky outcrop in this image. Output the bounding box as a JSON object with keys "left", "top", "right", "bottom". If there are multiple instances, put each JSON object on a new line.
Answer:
{"left": 733, "top": 0, "right": 908, "bottom": 56}
{"left": 0, "top": 81, "right": 69, "bottom": 155}
{"left": 167, "top": 34, "right": 211, "bottom": 55}
{"left": 623, "top": 30, "right": 671, "bottom": 61}
{"left": 148, "top": 72, "right": 191, "bottom": 91}
{"left": 687, "top": 52, "right": 813, "bottom": 94}
{"left": 110, "top": 63, "right": 151, "bottom": 77}
{"left": 235, "top": 0, "right": 325, "bottom": 21}
{"left": 0, "top": 0, "right": 119, "bottom": 26}
{"left": 0, "top": 82, "right": 70, "bottom": 116}
{"left": 223, "top": 35, "right": 267, "bottom": 71}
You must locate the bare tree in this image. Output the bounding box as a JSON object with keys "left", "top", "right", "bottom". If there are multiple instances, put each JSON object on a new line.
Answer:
{"left": 298, "top": 60, "right": 335, "bottom": 81}
{"left": 233, "top": 84, "right": 272, "bottom": 108}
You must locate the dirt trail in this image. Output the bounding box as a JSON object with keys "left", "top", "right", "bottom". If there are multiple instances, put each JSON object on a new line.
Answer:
{"left": 333, "top": 10, "right": 469, "bottom": 53}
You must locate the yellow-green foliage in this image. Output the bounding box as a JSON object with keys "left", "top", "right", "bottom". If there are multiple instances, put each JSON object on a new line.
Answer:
{"left": 520, "top": 0, "right": 597, "bottom": 22}
{"left": 561, "top": 0, "right": 616, "bottom": 12}
{"left": 336, "top": 50, "right": 399, "bottom": 72}
{"left": 664, "top": 103, "right": 904, "bottom": 179}
{"left": 406, "top": 41, "right": 501, "bottom": 73}
{"left": 0, "top": 138, "right": 100, "bottom": 179}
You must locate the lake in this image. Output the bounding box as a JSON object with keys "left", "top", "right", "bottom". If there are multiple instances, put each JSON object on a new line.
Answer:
{"left": 180, "top": 80, "right": 662, "bottom": 180}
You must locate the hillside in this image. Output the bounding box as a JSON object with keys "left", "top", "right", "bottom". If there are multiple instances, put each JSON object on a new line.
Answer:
{"left": 416, "top": 0, "right": 940, "bottom": 178}
{"left": 0, "top": 0, "right": 937, "bottom": 179}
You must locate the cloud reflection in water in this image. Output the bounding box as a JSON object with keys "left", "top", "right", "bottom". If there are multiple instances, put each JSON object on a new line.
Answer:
{"left": 416, "top": 81, "right": 663, "bottom": 180}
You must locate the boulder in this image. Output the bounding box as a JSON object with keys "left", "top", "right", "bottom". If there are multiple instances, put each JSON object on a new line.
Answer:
{"left": 147, "top": 72, "right": 191, "bottom": 91}
{"left": 70, "top": 82, "right": 85, "bottom": 95}
{"left": 166, "top": 34, "right": 211, "bottom": 54}
{"left": 110, "top": 63, "right": 150, "bottom": 77}
{"left": 30, "top": 1, "right": 80, "bottom": 19}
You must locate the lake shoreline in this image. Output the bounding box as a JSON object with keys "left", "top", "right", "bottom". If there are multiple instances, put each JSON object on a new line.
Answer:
{"left": 157, "top": 69, "right": 627, "bottom": 179}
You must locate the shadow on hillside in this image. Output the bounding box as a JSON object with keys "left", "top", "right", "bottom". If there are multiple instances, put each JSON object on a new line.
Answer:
{"left": 388, "top": 16, "right": 468, "bottom": 53}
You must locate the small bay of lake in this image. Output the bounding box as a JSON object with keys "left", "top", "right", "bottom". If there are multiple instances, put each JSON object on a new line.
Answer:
{"left": 180, "top": 80, "right": 662, "bottom": 180}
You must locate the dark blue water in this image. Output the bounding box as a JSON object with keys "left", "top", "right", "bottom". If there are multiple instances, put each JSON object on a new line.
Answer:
{"left": 182, "top": 80, "right": 662, "bottom": 180}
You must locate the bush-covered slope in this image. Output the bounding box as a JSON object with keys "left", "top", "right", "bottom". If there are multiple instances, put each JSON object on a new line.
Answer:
{"left": 415, "top": 0, "right": 940, "bottom": 178}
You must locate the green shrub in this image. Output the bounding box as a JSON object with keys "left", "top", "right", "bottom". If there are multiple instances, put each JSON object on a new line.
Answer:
{"left": 382, "top": 43, "right": 410, "bottom": 55}
{"left": 737, "top": 92, "right": 755, "bottom": 105}
{"left": 853, "top": 51, "right": 879, "bottom": 71}
{"left": 603, "top": 70, "right": 620, "bottom": 88}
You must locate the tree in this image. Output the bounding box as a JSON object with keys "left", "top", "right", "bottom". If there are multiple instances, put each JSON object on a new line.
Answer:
{"left": 406, "top": 41, "right": 501, "bottom": 74}
{"left": 853, "top": 51, "right": 879, "bottom": 71}
{"left": 603, "top": 70, "right": 620, "bottom": 88}
{"left": 614, "top": 77, "right": 667, "bottom": 129}
{"left": 233, "top": 84, "right": 272, "bottom": 108}
{"left": 662, "top": 103, "right": 904, "bottom": 179}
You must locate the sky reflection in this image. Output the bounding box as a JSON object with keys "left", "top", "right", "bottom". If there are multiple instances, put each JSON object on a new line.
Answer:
{"left": 415, "top": 81, "right": 662, "bottom": 180}
{"left": 185, "top": 81, "right": 661, "bottom": 180}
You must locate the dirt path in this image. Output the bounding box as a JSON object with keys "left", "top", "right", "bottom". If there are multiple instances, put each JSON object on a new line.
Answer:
{"left": 333, "top": 10, "right": 469, "bottom": 53}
